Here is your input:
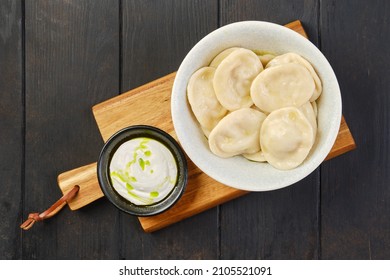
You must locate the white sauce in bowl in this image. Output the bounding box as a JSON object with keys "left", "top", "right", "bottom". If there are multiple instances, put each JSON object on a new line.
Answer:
{"left": 109, "top": 137, "right": 178, "bottom": 205}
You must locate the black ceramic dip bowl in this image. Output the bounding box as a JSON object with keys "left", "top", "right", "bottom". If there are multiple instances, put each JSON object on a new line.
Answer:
{"left": 97, "top": 125, "right": 188, "bottom": 216}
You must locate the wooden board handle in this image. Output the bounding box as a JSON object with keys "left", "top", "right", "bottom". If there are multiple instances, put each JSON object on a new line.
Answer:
{"left": 57, "top": 162, "right": 103, "bottom": 210}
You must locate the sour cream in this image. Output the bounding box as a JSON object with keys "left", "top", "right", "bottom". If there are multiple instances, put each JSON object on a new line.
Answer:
{"left": 109, "top": 137, "right": 178, "bottom": 205}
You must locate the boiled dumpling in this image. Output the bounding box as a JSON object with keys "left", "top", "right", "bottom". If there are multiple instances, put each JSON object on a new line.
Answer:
{"left": 187, "top": 67, "right": 228, "bottom": 137}
{"left": 243, "top": 150, "right": 267, "bottom": 162}
{"left": 213, "top": 48, "right": 263, "bottom": 111}
{"left": 209, "top": 47, "right": 240, "bottom": 67}
{"left": 258, "top": 53, "right": 276, "bottom": 67}
{"left": 250, "top": 63, "right": 314, "bottom": 113}
{"left": 266, "top": 52, "right": 322, "bottom": 102}
{"left": 209, "top": 108, "right": 267, "bottom": 158}
{"left": 311, "top": 101, "right": 318, "bottom": 117}
{"left": 299, "top": 102, "right": 317, "bottom": 140}
{"left": 250, "top": 104, "right": 268, "bottom": 115}
{"left": 186, "top": 48, "right": 322, "bottom": 171}
{"left": 260, "top": 107, "right": 314, "bottom": 170}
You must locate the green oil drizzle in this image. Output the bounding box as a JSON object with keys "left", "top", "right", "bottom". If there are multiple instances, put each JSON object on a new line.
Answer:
{"left": 111, "top": 170, "right": 133, "bottom": 183}
{"left": 139, "top": 158, "right": 145, "bottom": 170}
{"left": 126, "top": 183, "right": 134, "bottom": 191}
{"left": 127, "top": 191, "right": 153, "bottom": 205}
{"left": 150, "top": 191, "right": 159, "bottom": 198}
{"left": 144, "top": 150, "right": 151, "bottom": 156}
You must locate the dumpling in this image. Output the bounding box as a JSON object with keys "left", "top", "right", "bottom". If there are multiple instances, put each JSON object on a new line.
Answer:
{"left": 258, "top": 53, "right": 276, "bottom": 67}
{"left": 266, "top": 52, "right": 322, "bottom": 101}
{"left": 311, "top": 101, "right": 318, "bottom": 117}
{"left": 213, "top": 48, "right": 263, "bottom": 111}
{"left": 243, "top": 150, "right": 267, "bottom": 162}
{"left": 260, "top": 107, "right": 314, "bottom": 170}
{"left": 299, "top": 102, "right": 317, "bottom": 140}
{"left": 250, "top": 63, "right": 314, "bottom": 113}
{"left": 187, "top": 67, "right": 228, "bottom": 137}
{"left": 209, "top": 47, "right": 240, "bottom": 67}
{"left": 250, "top": 104, "right": 268, "bottom": 115}
{"left": 209, "top": 108, "right": 267, "bottom": 158}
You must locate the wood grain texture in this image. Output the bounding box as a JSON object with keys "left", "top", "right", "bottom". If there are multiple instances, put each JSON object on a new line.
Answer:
{"left": 121, "top": 0, "right": 218, "bottom": 92}
{"left": 219, "top": 0, "right": 319, "bottom": 45}
{"left": 320, "top": 0, "right": 390, "bottom": 259}
{"left": 0, "top": 0, "right": 23, "bottom": 259}
{"left": 219, "top": 0, "right": 321, "bottom": 259}
{"left": 119, "top": 0, "right": 219, "bottom": 260}
{"left": 7, "top": 0, "right": 387, "bottom": 261}
{"left": 24, "top": 0, "right": 120, "bottom": 259}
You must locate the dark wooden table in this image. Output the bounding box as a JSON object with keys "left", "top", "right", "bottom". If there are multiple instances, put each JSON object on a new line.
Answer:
{"left": 1, "top": 0, "right": 389, "bottom": 260}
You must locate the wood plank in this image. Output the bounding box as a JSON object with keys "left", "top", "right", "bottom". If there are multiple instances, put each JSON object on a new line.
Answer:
{"left": 0, "top": 0, "right": 23, "bottom": 259}
{"left": 58, "top": 20, "right": 355, "bottom": 238}
{"left": 119, "top": 0, "right": 219, "bottom": 260}
{"left": 219, "top": 0, "right": 321, "bottom": 259}
{"left": 218, "top": 0, "right": 319, "bottom": 45}
{"left": 320, "top": 0, "right": 390, "bottom": 259}
{"left": 24, "top": 0, "right": 120, "bottom": 259}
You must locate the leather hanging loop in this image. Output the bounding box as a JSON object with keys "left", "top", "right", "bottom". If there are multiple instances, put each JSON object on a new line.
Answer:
{"left": 20, "top": 185, "right": 80, "bottom": 230}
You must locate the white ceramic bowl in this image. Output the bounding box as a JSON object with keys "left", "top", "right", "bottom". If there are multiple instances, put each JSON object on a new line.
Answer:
{"left": 171, "top": 21, "right": 342, "bottom": 192}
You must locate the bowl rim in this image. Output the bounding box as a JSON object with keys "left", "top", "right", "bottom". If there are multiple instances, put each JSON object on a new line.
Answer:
{"left": 97, "top": 125, "right": 188, "bottom": 216}
{"left": 171, "top": 20, "right": 342, "bottom": 192}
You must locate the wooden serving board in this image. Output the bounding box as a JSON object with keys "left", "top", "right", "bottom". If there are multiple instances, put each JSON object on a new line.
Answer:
{"left": 57, "top": 20, "right": 356, "bottom": 233}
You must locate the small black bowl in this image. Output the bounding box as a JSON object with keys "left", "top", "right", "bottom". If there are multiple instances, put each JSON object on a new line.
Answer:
{"left": 97, "top": 125, "right": 188, "bottom": 216}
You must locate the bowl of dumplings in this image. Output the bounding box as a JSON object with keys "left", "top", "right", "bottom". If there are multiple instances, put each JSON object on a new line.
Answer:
{"left": 171, "top": 21, "right": 342, "bottom": 192}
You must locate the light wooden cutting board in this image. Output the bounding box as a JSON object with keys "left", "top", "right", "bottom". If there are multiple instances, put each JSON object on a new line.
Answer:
{"left": 58, "top": 20, "right": 356, "bottom": 233}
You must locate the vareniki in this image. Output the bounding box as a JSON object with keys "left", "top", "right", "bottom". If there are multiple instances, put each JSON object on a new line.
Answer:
{"left": 187, "top": 67, "right": 227, "bottom": 137}
{"left": 213, "top": 48, "right": 263, "bottom": 111}
{"left": 260, "top": 107, "right": 314, "bottom": 170}
{"left": 250, "top": 63, "right": 314, "bottom": 113}
{"left": 266, "top": 52, "right": 322, "bottom": 102}
{"left": 187, "top": 47, "right": 322, "bottom": 170}
{"left": 208, "top": 108, "right": 267, "bottom": 158}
